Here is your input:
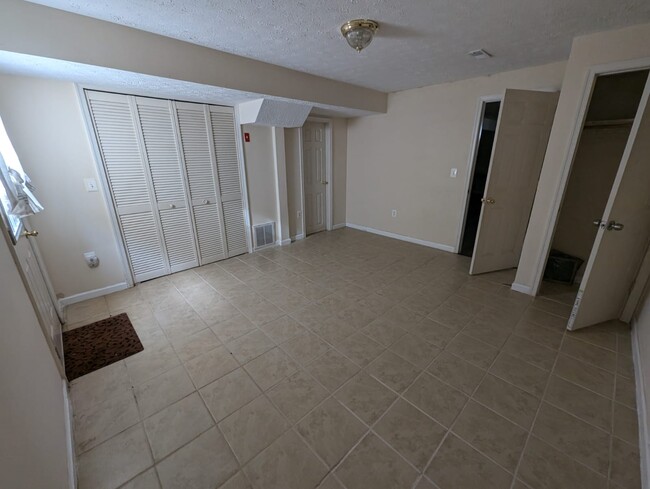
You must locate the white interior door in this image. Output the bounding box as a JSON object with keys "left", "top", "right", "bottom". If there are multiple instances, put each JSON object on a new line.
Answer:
{"left": 568, "top": 79, "right": 650, "bottom": 330}
{"left": 209, "top": 106, "right": 249, "bottom": 257}
{"left": 13, "top": 226, "right": 63, "bottom": 365}
{"left": 174, "top": 102, "right": 227, "bottom": 264}
{"left": 86, "top": 91, "right": 169, "bottom": 282}
{"left": 134, "top": 97, "right": 199, "bottom": 274}
{"left": 470, "top": 89, "right": 559, "bottom": 275}
{"left": 303, "top": 122, "right": 327, "bottom": 235}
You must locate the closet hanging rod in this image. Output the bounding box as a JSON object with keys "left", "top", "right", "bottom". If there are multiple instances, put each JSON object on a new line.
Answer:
{"left": 583, "top": 118, "right": 635, "bottom": 128}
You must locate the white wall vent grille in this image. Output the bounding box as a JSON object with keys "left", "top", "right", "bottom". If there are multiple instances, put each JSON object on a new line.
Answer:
{"left": 253, "top": 222, "right": 275, "bottom": 249}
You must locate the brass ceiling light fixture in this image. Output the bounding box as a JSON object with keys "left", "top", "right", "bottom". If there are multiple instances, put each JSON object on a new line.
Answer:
{"left": 340, "top": 19, "right": 379, "bottom": 52}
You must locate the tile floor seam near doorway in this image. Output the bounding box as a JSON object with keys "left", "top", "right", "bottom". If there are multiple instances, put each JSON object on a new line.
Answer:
{"left": 65, "top": 228, "right": 640, "bottom": 489}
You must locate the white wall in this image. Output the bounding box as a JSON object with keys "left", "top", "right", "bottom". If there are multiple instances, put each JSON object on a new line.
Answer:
{"left": 0, "top": 74, "right": 126, "bottom": 299}
{"left": 516, "top": 22, "right": 650, "bottom": 291}
{"left": 285, "top": 127, "right": 303, "bottom": 239}
{"left": 346, "top": 61, "right": 566, "bottom": 248}
{"left": 242, "top": 124, "right": 279, "bottom": 228}
{"left": 0, "top": 234, "right": 71, "bottom": 488}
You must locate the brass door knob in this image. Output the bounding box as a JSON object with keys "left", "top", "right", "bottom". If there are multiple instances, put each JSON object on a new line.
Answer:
{"left": 481, "top": 197, "right": 496, "bottom": 204}
{"left": 22, "top": 230, "right": 39, "bottom": 238}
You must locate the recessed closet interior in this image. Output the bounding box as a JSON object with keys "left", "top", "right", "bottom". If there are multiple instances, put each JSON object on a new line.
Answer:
{"left": 547, "top": 69, "right": 649, "bottom": 286}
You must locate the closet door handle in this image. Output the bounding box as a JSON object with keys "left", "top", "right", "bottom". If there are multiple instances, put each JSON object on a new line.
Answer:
{"left": 607, "top": 221, "right": 624, "bottom": 231}
{"left": 203, "top": 199, "right": 209, "bottom": 204}
{"left": 169, "top": 204, "right": 176, "bottom": 209}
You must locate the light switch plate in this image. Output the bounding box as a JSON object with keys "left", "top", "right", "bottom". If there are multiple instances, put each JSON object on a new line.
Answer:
{"left": 84, "top": 178, "right": 98, "bottom": 192}
{"left": 450, "top": 168, "right": 458, "bottom": 178}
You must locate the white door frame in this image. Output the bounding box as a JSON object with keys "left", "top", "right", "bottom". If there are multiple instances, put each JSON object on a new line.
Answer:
{"left": 75, "top": 85, "right": 254, "bottom": 289}
{"left": 529, "top": 57, "right": 650, "bottom": 297}
{"left": 233, "top": 107, "right": 254, "bottom": 254}
{"left": 300, "top": 117, "right": 333, "bottom": 235}
{"left": 455, "top": 94, "right": 503, "bottom": 253}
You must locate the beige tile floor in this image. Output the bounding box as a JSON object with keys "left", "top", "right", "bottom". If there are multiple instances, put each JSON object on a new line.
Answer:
{"left": 65, "top": 228, "right": 640, "bottom": 489}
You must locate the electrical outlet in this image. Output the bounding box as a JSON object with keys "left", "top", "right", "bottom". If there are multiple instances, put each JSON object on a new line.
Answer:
{"left": 391, "top": 209, "right": 397, "bottom": 218}
{"left": 84, "top": 251, "right": 100, "bottom": 268}
{"left": 450, "top": 168, "right": 458, "bottom": 178}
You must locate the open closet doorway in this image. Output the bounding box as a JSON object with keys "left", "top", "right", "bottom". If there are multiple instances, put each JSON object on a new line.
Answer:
{"left": 460, "top": 100, "right": 501, "bottom": 256}
{"left": 540, "top": 69, "right": 650, "bottom": 330}
{"left": 302, "top": 120, "right": 331, "bottom": 236}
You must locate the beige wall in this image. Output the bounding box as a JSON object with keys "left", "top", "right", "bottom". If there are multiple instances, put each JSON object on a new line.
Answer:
{"left": 346, "top": 61, "right": 566, "bottom": 248}
{"left": 551, "top": 126, "right": 630, "bottom": 262}
{"left": 0, "top": 0, "right": 386, "bottom": 115}
{"left": 516, "top": 22, "right": 650, "bottom": 291}
{"left": 0, "top": 234, "right": 71, "bottom": 488}
{"left": 242, "top": 124, "right": 278, "bottom": 229}
{"left": 0, "top": 74, "right": 126, "bottom": 298}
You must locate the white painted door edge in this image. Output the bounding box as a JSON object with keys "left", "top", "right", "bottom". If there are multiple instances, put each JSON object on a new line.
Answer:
{"left": 346, "top": 223, "right": 455, "bottom": 253}
{"left": 631, "top": 318, "right": 650, "bottom": 489}
{"left": 63, "top": 380, "right": 77, "bottom": 489}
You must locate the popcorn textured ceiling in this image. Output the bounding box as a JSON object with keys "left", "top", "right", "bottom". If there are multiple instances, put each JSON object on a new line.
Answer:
{"left": 28, "top": 0, "right": 650, "bottom": 92}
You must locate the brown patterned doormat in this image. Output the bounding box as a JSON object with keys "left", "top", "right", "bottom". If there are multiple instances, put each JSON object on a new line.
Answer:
{"left": 62, "top": 312, "right": 143, "bottom": 381}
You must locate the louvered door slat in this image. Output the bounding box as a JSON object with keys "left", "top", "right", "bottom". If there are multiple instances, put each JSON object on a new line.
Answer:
{"left": 120, "top": 213, "right": 167, "bottom": 280}
{"left": 209, "top": 107, "right": 248, "bottom": 256}
{"left": 159, "top": 208, "right": 198, "bottom": 272}
{"left": 135, "top": 97, "right": 198, "bottom": 271}
{"left": 86, "top": 91, "right": 168, "bottom": 282}
{"left": 175, "top": 102, "right": 227, "bottom": 265}
{"left": 210, "top": 110, "right": 241, "bottom": 198}
{"left": 136, "top": 102, "right": 186, "bottom": 203}
{"left": 222, "top": 200, "right": 248, "bottom": 256}
{"left": 193, "top": 204, "right": 226, "bottom": 263}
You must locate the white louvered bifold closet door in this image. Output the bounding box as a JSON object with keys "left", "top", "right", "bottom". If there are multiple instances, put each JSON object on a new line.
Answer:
{"left": 209, "top": 106, "right": 249, "bottom": 256}
{"left": 85, "top": 91, "right": 168, "bottom": 282}
{"left": 134, "top": 97, "right": 199, "bottom": 273}
{"left": 174, "top": 102, "right": 227, "bottom": 264}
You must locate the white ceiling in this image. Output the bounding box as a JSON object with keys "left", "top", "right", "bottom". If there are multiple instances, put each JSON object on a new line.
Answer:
{"left": 28, "top": 0, "right": 650, "bottom": 93}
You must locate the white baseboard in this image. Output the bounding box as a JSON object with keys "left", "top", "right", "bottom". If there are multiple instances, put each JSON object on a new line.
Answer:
{"left": 332, "top": 223, "right": 346, "bottom": 230}
{"left": 345, "top": 222, "right": 455, "bottom": 253}
{"left": 280, "top": 238, "right": 292, "bottom": 246}
{"left": 632, "top": 319, "right": 650, "bottom": 489}
{"left": 62, "top": 380, "right": 77, "bottom": 489}
{"left": 292, "top": 233, "right": 305, "bottom": 241}
{"left": 511, "top": 282, "right": 534, "bottom": 295}
{"left": 59, "top": 282, "right": 128, "bottom": 308}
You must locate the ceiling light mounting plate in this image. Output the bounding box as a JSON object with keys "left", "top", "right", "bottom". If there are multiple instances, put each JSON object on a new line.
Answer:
{"left": 341, "top": 19, "right": 379, "bottom": 52}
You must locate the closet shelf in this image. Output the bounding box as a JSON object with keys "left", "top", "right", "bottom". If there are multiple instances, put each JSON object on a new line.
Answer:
{"left": 584, "top": 118, "right": 634, "bottom": 128}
